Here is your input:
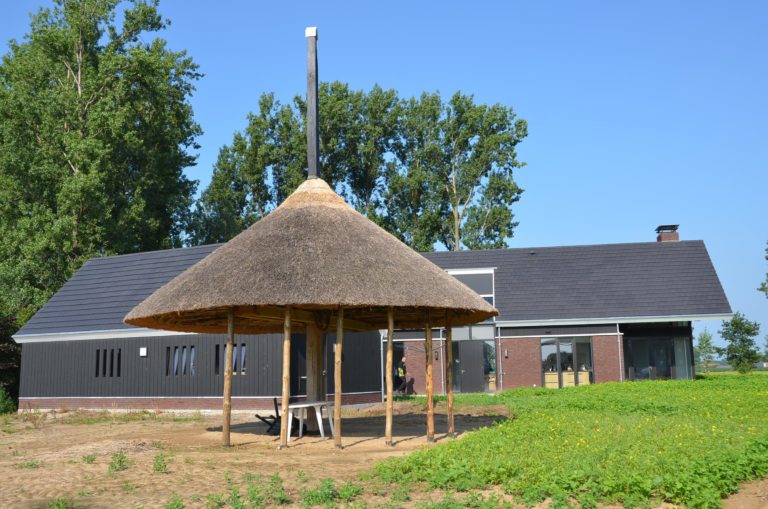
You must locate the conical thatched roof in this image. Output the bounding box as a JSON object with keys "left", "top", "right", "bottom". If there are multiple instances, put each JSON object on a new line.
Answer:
{"left": 124, "top": 178, "right": 497, "bottom": 334}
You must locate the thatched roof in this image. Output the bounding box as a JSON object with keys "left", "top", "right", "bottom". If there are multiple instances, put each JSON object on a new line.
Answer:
{"left": 124, "top": 178, "right": 497, "bottom": 333}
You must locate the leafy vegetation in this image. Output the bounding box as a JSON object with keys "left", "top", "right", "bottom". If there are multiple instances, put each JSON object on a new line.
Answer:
{"left": 718, "top": 313, "right": 762, "bottom": 373}
{"left": 0, "top": 385, "right": 15, "bottom": 414}
{"left": 376, "top": 375, "right": 768, "bottom": 508}
{"left": 694, "top": 328, "right": 717, "bottom": 372}
{"left": 16, "top": 459, "right": 42, "bottom": 469}
{"left": 81, "top": 454, "right": 96, "bottom": 464}
{"left": 189, "top": 85, "right": 527, "bottom": 252}
{"left": 153, "top": 452, "right": 169, "bottom": 473}
{"left": 0, "top": 0, "right": 201, "bottom": 403}
{"left": 48, "top": 498, "right": 76, "bottom": 509}
{"left": 108, "top": 451, "right": 128, "bottom": 473}
{"left": 759, "top": 241, "right": 767, "bottom": 298}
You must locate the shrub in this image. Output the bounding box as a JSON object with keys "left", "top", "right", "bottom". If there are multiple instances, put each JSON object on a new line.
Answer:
{"left": 153, "top": 452, "right": 168, "bottom": 473}
{"left": 165, "top": 494, "right": 184, "bottom": 509}
{"left": 108, "top": 451, "right": 128, "bottom": 473}
{"left": 0, "top": 386, "right": 15, "bottom": 414}
{"left": 48, "top": 498, "right": 75, "bottom": 509}
{"left": 81, "top": 454, "right": 96, "bottom": 464}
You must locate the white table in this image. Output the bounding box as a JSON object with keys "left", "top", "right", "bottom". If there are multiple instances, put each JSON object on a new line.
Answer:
{"left": 287, "top": 401, "right": 335, "bottom": 441}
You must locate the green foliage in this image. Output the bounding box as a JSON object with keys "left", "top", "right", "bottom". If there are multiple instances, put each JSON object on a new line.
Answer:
{"left": 718, "top": 312, "right": 761, "bottom": 373}
{"left": 0, "top": 0, "right": 200, "bottom": 359}
{"left": 375, "top": 375, "right": 768, "bottom": 508}
{"left": 694, "top": 328, "right": 717, "bottom": 372}
{"left": 48, "top": 498, "right": 76, "bottom": 509}
{"left": 189, "top": 84, "right": 527, "bottom": 252}
{"left": 108, "top": 450, "right": 128, "bottom": 473}
{"left": 153, "top": 452, "right": 168, "bottom": 473}
{"left": 17, "top": 459, "right": 42, "bottom": 469}
{"left": 0, "top": 315, "right": 20, "bottom": 403}
{"left": 299, "top": 478, "right": 363, "bottom": 507}
{"left": 81, "top": 454, "right": 96, "bottom": 464}
{"left": 165, "top": 494, "right": 184, "bottom": 509}
{"left": 204, "top": 493, "right": 225, "bottom": 509}
{"left": 0, "top": 385, "right": 15, "bottom": 414}
{"left": 264, "top": 473, "right": 291, "bottom": 505}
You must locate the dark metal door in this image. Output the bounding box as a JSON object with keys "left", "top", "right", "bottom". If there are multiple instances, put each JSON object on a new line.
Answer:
{"left": 458, "top": 341, "right": 485, "bottom": 393}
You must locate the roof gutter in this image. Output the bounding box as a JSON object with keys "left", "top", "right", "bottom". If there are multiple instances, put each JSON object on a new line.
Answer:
{"left": 13, "top": 328, "right": 194, "bottom": 344}
{"left": 495, "top": 313, "right": 733, "bottom": 328}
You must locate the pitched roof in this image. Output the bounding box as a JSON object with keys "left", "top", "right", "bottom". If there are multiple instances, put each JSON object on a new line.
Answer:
{"left": 15, "top": 239, "right": 731, "bottom": 338}
{"left": 424, "top": 240, "right": 731, "bottom": 324}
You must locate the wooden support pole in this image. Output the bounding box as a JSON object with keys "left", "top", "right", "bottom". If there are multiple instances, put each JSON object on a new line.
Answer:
{"left": 445, "top": 311, "right": 455, "bottom": 437}
{"left": 222, "top": 309, "right": 235, "bottom": 447}
{"left": 385, "top": 307, "right": 394, "bottom": 447}
{"left": 334, "top": 308, "right": 344, "bottom": 449}
{"left": 305, "top": 323, "right": 324, "bottom": 431}
{"left": 425, "top": 311, "right": 435, "bottom": 442}
{"left": 279, "top": 306, "right": 292, "bottom": 449}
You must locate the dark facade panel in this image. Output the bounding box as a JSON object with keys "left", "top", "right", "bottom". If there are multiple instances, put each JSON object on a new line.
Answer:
{"left": 20, "top": 331, "right": 381, "bottom": 399}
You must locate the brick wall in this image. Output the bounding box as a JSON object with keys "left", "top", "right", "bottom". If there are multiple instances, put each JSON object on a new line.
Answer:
{"left": 592, "top": 334, "right": 624, "bottom": 382}
{"left": 499, "top": 337, "right": 541, "bottom": 388}
{"left": 402, "top": 339, "right": 447, "bottom": 395}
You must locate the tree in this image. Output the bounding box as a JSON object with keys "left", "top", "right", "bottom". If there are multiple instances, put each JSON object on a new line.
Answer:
{"left": 717, "top": 313, "right": 761, "bottom": 374}
{"left": 759, "top": 242, "right": 767, "bottom": 298}
{"left": 191, "top": 85, "right": 528, "bottom": 251}
{"left": 694, "top": 328, "right": 717, "bottom": 372}
{"left": 0, "top": 0, "right": 201, "bottom": 396}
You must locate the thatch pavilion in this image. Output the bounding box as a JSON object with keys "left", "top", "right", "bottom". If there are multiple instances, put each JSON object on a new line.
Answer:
{"left": 124, "top": 28, "right": 497, "bottom": 449}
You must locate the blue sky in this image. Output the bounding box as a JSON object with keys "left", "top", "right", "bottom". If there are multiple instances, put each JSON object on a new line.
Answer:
{"left": 2, "top": 1, "right": 766, "bottom": 346}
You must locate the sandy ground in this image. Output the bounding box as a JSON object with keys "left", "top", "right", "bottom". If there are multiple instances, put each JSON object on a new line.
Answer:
{"left": 0, "top": 403, "right": 765, "bottom": 509}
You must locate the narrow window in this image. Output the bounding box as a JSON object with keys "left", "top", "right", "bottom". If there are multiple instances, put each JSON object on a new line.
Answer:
{"left": 165, "top": 346, "right": 171, "bottom": 376}
{"left": 109, "top": 349, "right": 115, "bottom": 377}
{"left": 215, "top": 344, "right": 220, "bottom": 375}
{"left": 240, "top": 344, "right": 247, "bottom": 375}
{"left": 173, "top": 346, "right": 180, "bottom": 376}
{"left": 117, "top": 349, "right": 122, "bottom": 378}
{"left": 190, "top": 346, "right": 196, "bottom": 376}
{"left": 181, "top": 346, "right": 188, "bottom": 375}
{"left": 102, "top": 349, "right": 107, "bottom": 377}
{"left": 232, "top": 344, "right": 238, "bottom": 375}
{"left": 95, "top": 349, "right": 100, "bottom": 378}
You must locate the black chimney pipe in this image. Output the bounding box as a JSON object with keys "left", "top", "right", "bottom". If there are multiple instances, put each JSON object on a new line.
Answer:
{"left": 306, "top": 27, "right": 319, "bottom": 179}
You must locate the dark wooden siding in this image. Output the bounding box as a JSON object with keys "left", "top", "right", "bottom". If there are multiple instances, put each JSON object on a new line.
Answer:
{"left": 20, "top": 331, "right": 382, "bottom": 398}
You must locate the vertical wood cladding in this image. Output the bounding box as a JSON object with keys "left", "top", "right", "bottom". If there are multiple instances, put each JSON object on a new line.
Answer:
{"left": 20, "top": 331, "right": 381, "bottom": 398}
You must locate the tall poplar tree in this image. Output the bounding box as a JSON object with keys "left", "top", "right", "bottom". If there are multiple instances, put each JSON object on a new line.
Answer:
{"left": 0, "top": 0, "right": 200, "bottom": 353}
{"left": 191, "top": 84, "right": 528, "bottom": 251}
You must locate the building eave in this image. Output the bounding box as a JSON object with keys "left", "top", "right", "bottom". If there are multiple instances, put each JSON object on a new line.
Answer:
{"left": 13, "top": 328, "right": 193, "bottom": 344}
{"left": 496, "top": 313, "right": 733, "bottom": 328}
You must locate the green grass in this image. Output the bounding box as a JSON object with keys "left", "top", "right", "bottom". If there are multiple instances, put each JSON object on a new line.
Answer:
{"left": 375, "top": 374, "right": 768, "bottom": 509}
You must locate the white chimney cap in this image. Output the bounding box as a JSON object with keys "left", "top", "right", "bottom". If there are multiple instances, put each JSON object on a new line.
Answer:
{"left": 305, "top": 27, "right": 318, "bottom": 38}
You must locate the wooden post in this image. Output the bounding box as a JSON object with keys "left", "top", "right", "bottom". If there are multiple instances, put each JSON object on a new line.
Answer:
{"left": 222, "top": 309, "right": 235, "bottom": 447}
{"left": 334, "top": 308, "right": 344, "bottom": 449}
{"left": 385, "top": 307, "right": 394, "bottom": 447}
{"left": 279, "top": 306, "right": 292, "bottom": 449}
{"left": 305, "top": 323, "right": 324, "bottom": 431}
{"left": 445, "top": 312, "right": 455, "bottom": 437}
{"left": 425, "top": 311, "right": 434, "bottom": 442}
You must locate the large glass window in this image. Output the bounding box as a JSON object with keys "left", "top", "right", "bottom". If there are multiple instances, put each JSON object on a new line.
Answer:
{"left": 541, "top": 337, "right": 593, "bottom": 388}
{"left": 448, "top": 269, "right": 495, "bottom": 323}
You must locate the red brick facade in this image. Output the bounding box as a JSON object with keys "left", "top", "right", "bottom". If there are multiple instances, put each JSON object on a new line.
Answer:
{"left": 18, "top": 392, "right": 381, "bottom": 412}
{"left": 591, "top": 334, "right": 624, "bottom": 382}
{"left": 402, "top": 340, "right": 446, "bottom": 395}
{"left": 499, "top": 337, "right": 542, "bottom": 389}
{"left": 400, "top": 333, "right": 627, "bottom": 392}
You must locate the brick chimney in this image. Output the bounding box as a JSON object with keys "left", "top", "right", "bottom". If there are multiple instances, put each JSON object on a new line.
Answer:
{"left": 655, "top": 224, "right": 679, "bottom": 242}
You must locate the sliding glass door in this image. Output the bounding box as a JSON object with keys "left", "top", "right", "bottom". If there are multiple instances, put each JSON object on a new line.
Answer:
{"left": 541, "top": 337, "right": 593, "bottom": 388}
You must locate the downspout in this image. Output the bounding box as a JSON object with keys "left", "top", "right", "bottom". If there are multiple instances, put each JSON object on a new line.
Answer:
{"left": 439, "top": 329, "right": 445, "bottom": 395}
{"left": 496, "top": 326, "right": 502, "bottom": 391}
{"left": 379, "top": 330, "right": 385, "bottom": 402}
{"left": 616, "top": 323, "right": 624, "bottom": 382}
